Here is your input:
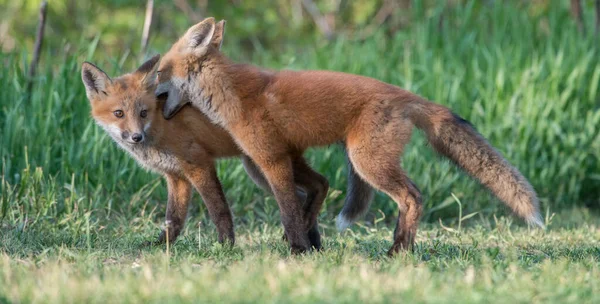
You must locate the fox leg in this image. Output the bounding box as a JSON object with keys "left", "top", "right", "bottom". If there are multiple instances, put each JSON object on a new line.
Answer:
{"left": 184, "top": 164, "right": 235, "bottom": 245}
{"left": 242, "top": 155, "right": 308, "bottom": 202}
{"left": 346, "top": 109, "right": 422, "bottom": 255}
{"left": 243, "top": 154, "right": 325, "bottom": 250}
{"left": 241, "top": 155, "right": 271, "bottom": 192}
{"left": 290, "top": 155, "right": 329, "bottom": 250}
{"left": 347, "top": 147, "right": 422, "bottom": 255}
{"left": 253, "top": 156, "right": 311, "bottom": 253}
{"left": 158, "top": 173, "right": 193, "bottom": 244}
{"left": 388, "top": 180, "right": 422, "bottom": 255}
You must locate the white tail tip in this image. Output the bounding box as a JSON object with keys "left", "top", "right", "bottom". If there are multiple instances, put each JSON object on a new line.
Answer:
{"left": 336, "top": 213, "right": 354, "bottom": 232}
{"left": 527, "top": 213, "right": 545, "bottom": 229}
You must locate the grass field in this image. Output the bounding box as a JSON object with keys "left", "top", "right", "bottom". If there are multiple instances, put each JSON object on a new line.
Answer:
{"left": 1, "top": 1, "right": 599, "bottom": 303}
{"left": 2, "top": 209, "right": 599, "bottom": 303}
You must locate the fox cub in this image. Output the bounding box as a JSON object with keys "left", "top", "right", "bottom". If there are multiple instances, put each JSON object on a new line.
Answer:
{"left": 155, "top": 18, "right": 543, "bottom": 255}
{"left": 82, "top": 55, "right": 358, "bottom": 248}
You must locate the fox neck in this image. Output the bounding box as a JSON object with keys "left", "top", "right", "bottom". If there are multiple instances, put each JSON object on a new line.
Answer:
{"left": 186, "top": 55, "right": 269, "bottom": 127}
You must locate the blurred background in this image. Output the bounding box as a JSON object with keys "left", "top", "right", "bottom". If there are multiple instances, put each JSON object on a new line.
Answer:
{"left": 1, "top": 1, "right": 599, "bottom": 235}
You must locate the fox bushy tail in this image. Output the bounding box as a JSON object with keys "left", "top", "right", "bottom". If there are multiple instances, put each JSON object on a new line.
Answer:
{"left": 337, "top": 97, "right": 543, "bottom": 230}
{"left": 336, "top": 149, "right": 375, "bottom": 231}
{"left": 409, "top": 98, "right": 543, "bottom": 227}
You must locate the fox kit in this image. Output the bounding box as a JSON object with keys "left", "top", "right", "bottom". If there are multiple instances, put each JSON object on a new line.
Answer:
{"left": 156, "top": 18, "right": 543, "bottom": 255}
{"left": 82, "top": 55, "right": 350, "bottom": 248}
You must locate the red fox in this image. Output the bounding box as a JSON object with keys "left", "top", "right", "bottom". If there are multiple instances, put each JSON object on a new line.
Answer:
{"left": 156, "top": 18, "right": 543, "bottom": 255}
{"left": 81, "top": 55, "right": 355, "bottom": 249}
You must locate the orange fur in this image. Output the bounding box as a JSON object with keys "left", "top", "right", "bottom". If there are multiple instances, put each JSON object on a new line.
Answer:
{"left": 158, "top": 18, "right": 543, "bottom": 255}
{"left": 82, "top": 56, "right": 331, "bottom": 248}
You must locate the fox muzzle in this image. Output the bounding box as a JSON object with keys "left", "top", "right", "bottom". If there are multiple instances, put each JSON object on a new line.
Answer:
{"left": 122, "top": 131, "right": 145, "bottom": 144}
{"left": 131, "top": 133, "right": 144, "bottom": 143}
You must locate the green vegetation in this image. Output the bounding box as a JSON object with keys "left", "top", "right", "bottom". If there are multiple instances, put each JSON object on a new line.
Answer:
{"left": 2, "top": 213, "right": 599, "bottom": 303}
{"left": 1, "top": 1, "right": 599, "bottom": 302}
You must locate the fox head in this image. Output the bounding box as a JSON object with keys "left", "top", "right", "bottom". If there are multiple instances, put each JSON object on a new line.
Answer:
{"left": 82, "top": 55, "right": 161, "bottom": 145}
{"left": 155, "top": 17, "right": 226, "bottom": 119}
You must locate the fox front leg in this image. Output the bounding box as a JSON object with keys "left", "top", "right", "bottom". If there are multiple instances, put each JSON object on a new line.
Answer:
{"left": 156, "top": 174, "right": 193, "bottom": 244}
{"left": 184, "top": 164, "right": 235, "bottom": 246}
{"left": 253, "top": 156, "right": 312, "bottom": 254}
{"left": 242, "top": 155, "right": 322, "bottom": 247}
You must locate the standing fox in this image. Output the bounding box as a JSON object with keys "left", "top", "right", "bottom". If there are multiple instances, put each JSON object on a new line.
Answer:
{"left": 156, "top": 18, "right": 543, "bottom": 255}
{"left": 81, "top": 55, "right": 355, "bottom": 248}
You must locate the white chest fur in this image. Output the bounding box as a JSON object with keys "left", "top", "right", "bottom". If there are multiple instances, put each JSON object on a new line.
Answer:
{"left": 112, "top": 136, "right": 181, "bottom": 174}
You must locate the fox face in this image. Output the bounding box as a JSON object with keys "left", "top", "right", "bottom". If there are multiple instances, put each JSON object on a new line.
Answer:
{"left": 82, "top": 56, "right": 160, "bottom": 145}
{"left": 156, "top": 18, "right": 226, "bottom": 120}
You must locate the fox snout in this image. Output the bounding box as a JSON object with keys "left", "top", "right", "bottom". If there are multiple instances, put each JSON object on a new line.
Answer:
{"left": 155, "top": 82, "right": 170, "bottom": 100}
{"left": 156, "top": 82, "right": 187, "bottom": 120}
{"left": 131, "top": 133, "right": 144, "bottom": 143}
{"left": 163, "top": 103, "right": 182, "bottom": 120}
{"left": 121, "top": 130, "right": 145, "bottom": 144}
{"left": 155, "top": 88, "right": 168, "bottom": 100}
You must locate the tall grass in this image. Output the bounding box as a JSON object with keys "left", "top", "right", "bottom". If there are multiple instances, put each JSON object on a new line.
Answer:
{"left": 1, "top": 1, "right": 599, "bottom": 233}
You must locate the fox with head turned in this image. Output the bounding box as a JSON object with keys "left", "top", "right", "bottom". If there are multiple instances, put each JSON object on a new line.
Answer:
{"left": 155, "top": 17, "right": 544, "bottom": 255}
{"left": 81, "top": 52, "right": 368, "bottom": 248}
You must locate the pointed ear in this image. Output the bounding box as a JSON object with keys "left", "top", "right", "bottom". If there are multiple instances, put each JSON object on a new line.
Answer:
{"left": 136, "top": 54, "right": 161, "bottom": 90}
{"left": 183, "top": 17, "right": 216, "bottom": 52}
{"left": 210, "top": 20, "right": 226, "bottom": 50}
{"left": 81, "top": 62, "right": 112, "bottom": 100}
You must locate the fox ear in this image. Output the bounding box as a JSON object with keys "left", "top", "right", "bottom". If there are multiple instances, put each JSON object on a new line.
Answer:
{"left": 81, "top": 62, "right": 112, "bottom": 101}
{"left": 210, "top": 20, "right": 226, "bottom": 50}
{"left": 183, "top": 17, "right": 216, "bottom": 52}
{"left": 136, "top": 54, "right": 160, "bottom": 90}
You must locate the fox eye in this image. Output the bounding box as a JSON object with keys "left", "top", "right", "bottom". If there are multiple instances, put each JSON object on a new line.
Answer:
{"left": 114, "top": 110, "right": 124, "bottom": 118}
{"left": 140, "top": 110, "right": 148, "bottom": 118}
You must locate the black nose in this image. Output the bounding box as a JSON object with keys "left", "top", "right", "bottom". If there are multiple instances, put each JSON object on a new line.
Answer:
{"left": 131, "top": 133, "right": 143, "bottom": 142}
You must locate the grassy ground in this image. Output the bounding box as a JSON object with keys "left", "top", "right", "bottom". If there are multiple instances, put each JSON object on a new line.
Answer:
{"left": 2, "top": 209, "right": 599, "bottom": 303}
{"left": 1, "top": 1, "right": 600, "bottom": 303}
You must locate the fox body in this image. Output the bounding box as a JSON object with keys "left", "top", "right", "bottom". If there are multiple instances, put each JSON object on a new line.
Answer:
{"left": 157, "top": 18, "right": 543, "bottom": 255}
{"left": 82, "top": 56, "right": 342, "bottom": 248}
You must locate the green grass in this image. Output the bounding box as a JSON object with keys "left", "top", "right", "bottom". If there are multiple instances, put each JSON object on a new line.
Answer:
{"left": 2, "top": 210, "right": 600, "bottom": 303}
{"left": 1, "top": 1, "right": 600, "bottom": 302}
